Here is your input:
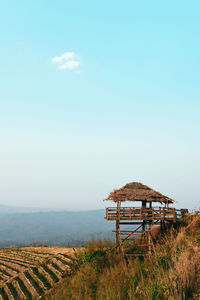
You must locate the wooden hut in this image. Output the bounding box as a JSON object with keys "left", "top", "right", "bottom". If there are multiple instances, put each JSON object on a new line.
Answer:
{"left": 104, "top": 182, "right": 177, "bottom": 255}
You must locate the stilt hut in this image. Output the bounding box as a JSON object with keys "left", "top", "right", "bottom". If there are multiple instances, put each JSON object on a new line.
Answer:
{"left": 104, "top": 182, "right": 177, "bottom": 255}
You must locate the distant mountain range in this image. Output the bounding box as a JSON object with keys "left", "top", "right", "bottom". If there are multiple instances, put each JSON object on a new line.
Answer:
{"left": 0, "top": 204, "right": 62, "bottom": 214}
{"left": 0, "top": 206, "right": 114, "bottom": 247}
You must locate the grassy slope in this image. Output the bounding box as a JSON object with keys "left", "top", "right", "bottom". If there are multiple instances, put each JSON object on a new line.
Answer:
{"left": 48, "top": 215, "right": 200, "bottom": 300}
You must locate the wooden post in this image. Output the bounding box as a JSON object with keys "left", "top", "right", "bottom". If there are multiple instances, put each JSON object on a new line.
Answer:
{"left": 142, "top": 221, "right": 145, "bottom": 235}
{"left": 142, "top": 200, "right": 146, "bottom": 238}
{"left": 142, "top": 200, "right": 146, "bottom": 209}
{"left": 160, "top": 220, "right": 163, "bottom": 233}
{"left": 148, "top": 228, "right": 151, "bottom": 256}
{"left": 115, "top": 201, "right": 121, "bottom": 251}
{"left": 173, "top": 208, "right": 176, "bottom": 223}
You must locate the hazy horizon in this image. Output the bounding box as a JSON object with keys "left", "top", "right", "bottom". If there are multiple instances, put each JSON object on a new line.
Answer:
{"left": 0, "top": 1, "right": 199, "bottom": 210}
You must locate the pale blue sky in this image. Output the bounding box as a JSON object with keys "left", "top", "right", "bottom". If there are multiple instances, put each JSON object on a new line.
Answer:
{"left": 0, "top": 0, "right": 199, "bottom": 209}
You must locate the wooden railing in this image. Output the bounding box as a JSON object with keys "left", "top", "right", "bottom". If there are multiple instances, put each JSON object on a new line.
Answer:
{"left": 105, "top": 207, "right": 177, "bottom": 222}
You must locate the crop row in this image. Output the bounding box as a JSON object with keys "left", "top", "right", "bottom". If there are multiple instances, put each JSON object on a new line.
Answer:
{"left": 0, "top": 250, "right": 50, "bottom": 265}
{"left": 0, "top": 252, "right": 74, "bottom": 299}
{"left": 0, "top": 256, "right": 34, "bottom": 268}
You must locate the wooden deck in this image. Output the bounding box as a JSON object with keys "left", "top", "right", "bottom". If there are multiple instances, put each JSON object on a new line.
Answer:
{"left": 105, "top": 207, "right": 177, "bottom": 223}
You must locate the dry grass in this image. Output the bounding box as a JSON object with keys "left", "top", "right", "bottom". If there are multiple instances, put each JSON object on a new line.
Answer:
{"left": 21, "top": 246, "right": 80, "bottom": 256}
{"left": 48, "top": 216, "right": 200, "bottom": 300}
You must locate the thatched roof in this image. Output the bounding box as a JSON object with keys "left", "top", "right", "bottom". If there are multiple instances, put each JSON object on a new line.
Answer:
{"left": 104, "top": 182, "right": 176, "bottom": 204}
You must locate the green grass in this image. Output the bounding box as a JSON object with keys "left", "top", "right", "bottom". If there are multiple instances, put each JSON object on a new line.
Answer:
{"left": 197, "top": 235, "right": 200, "bottom": 244}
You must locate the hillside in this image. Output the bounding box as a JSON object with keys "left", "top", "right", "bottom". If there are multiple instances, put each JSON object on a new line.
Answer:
{"left": 48, "top": 214, "right": 200, "bottom": 300}
{"left": 0, "top": 209, "right": 114, "bottom": 247}
{"left": 0, "top": 214, "right": 199, "bottom": 299}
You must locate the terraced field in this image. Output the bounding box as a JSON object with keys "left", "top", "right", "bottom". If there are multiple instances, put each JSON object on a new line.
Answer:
{"left": 0, "top": 246, "right": 75, "bottom": 299}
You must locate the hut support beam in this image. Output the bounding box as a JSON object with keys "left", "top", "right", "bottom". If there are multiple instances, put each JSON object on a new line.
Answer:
{"left": 115, "top": 201, "right": 121, "bottom": 252}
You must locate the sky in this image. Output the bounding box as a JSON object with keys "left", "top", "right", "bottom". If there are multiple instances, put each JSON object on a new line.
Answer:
{"left": 0, "top": 0, "right": 200, "bottom": 210}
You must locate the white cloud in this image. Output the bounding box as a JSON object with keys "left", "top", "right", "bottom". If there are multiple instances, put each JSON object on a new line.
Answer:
{"left": 58, "top": 60, "right": 80, "bottom": 70}
{"left": 51, "top": 51, "right": 80, "bottom": 71}
{"left": 52, "top": 52, "right": 75, "bottom": 63}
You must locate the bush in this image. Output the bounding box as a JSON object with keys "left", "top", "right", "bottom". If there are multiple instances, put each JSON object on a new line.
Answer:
{"left": 196, "top": 220, "right": 200, "bottom": 229}
{"left": 196, "top": 235, "right": 200, "bottom": 245}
